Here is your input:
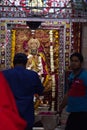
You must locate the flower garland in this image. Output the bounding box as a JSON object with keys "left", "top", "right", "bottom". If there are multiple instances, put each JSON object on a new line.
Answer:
{"left": 11, "top": 30, "right": 16, "bottom": 67}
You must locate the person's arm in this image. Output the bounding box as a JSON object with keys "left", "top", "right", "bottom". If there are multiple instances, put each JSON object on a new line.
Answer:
{"left": 59, "top": 91, "right": 68, "bottom": 114}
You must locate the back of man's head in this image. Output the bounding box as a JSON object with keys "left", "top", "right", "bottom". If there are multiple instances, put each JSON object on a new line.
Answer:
{"left": 13, "top": 53, "right": 27, "bottom": 66}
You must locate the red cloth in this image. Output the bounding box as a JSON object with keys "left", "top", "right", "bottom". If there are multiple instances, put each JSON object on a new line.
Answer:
{"left": 0, "top": 72, "right": 27, "bottom": 130}
{"left": 68, "top": 79, "right": 86, "bottom": 97}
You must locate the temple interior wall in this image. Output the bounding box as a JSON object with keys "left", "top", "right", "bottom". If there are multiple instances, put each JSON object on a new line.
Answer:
{"left": 82, "top": 23, "right": 87, "bottom": 70}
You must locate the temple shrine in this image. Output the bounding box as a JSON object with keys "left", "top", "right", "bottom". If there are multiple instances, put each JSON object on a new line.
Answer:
{"left": 0, "top": 0, "right": 87, "bottom": 130}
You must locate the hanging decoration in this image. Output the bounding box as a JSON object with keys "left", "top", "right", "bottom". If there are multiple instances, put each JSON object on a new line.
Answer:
{"left": 26, "top": 21, "right": 41, "bottom": 30}
{"left": 71, "top": 22, "right": 82, "bottom": 53}
{"left": 0, "top": 0, "right": 72, "bottom": 19}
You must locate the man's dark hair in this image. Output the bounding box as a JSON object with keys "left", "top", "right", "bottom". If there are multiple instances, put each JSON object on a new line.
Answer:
{"left": 70, "top": 52, "right": 84, "bottom": 63}
{"left": 13, "top": 53, "right": 28, "bottom": 66}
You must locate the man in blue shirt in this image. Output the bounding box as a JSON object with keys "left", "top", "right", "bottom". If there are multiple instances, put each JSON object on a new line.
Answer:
{"left": 2, "top": 53, "right": 44, "bottom": 130}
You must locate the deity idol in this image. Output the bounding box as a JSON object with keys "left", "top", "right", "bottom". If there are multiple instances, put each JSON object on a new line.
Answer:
{"left": 26, "top": 38, "right": 52, "bottom": 91}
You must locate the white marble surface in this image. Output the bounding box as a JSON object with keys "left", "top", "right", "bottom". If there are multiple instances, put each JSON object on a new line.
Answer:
{"left": 35, "top": 112, "right": 58, "bottom": 130}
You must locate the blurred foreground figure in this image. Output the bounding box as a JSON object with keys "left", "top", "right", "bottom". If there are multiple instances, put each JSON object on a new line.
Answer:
{"left": 2, "top": 53, "right": 44, "bottom": 130}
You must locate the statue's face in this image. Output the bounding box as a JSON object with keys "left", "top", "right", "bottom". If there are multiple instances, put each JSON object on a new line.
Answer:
{"left": 28, "top": 38, "right": 40, "bottom": 55}
{"left": 29, "top": 41, "right": 38, "bottom": 55}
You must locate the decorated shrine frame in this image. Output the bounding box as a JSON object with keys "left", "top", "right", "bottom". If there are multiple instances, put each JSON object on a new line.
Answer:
{"left": 0, "top": 20, "right": 81, "bottom": 111}
{"left": 1, "top": 21, "right": 65, "bottom": 111}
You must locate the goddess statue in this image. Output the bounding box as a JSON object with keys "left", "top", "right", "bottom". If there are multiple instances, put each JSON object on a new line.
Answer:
{"left": 26, "top": 38, "right": 52, "bottom": 91}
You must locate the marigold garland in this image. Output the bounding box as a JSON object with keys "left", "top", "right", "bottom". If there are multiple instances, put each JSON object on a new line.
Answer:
{"left": 11, "top": 30, "right": 16, "bottom": 67}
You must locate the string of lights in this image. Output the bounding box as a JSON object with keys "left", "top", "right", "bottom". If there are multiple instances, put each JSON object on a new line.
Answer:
{"left": 0, "top": 0, "right": 87, "bottom": 21}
